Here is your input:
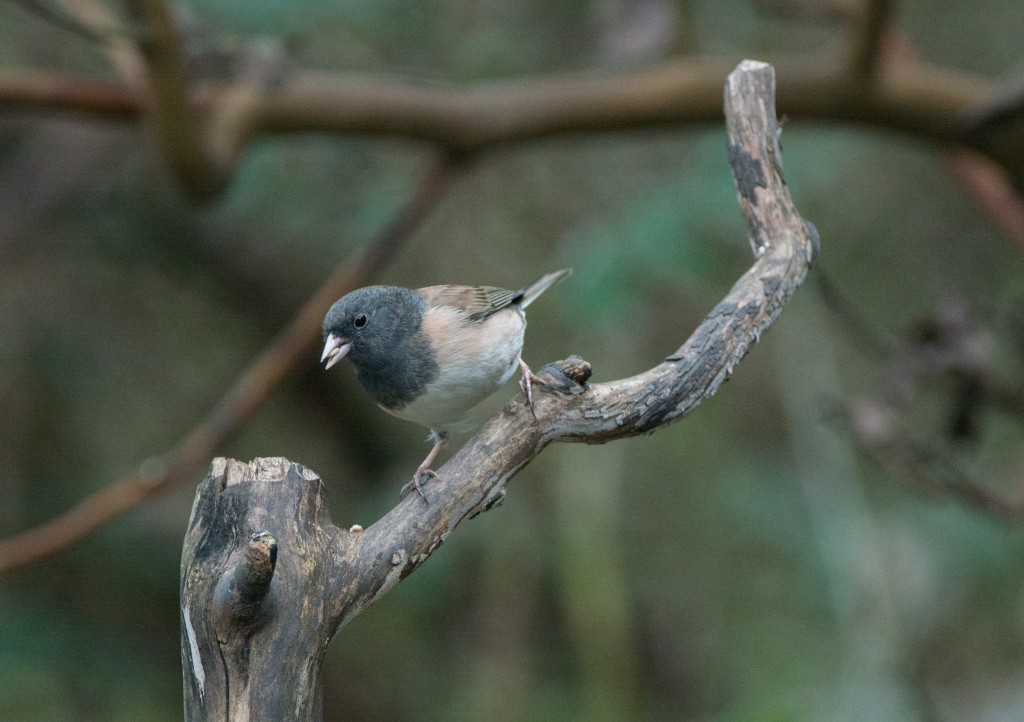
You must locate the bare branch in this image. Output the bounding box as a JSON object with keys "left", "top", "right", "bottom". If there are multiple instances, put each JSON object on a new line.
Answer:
{"left": 0, "top": 56, "right": 997, "bottom": 159}
{"left": 180, "top": 62, "right": 818, "bottom": 718}
{"left": 0, "top": 156, "right": 461, "bottom": 575}
{"left": 6, "top": 0, "right": 105, "bottom": 42}
{"left": 0, "top": 71, "right": 139, "bottom": 117}
{"left": 121, "top": 0, "right": 224, "bottom": 200}
{"left": 960, "top": 72, "right": 1024, "bottom": 194}
{"left": 961, "top": 70, "right": 1024, "bottom": 141}
{"left": 842, "top": 401, "right": 1024, "bottom": 522}
{"left": 332, "top": 58, "right": 818, "bottom": 629}
{"left": 50, "top": 0, "right": 145, "bottom": 83}
{"left": 845, "top": 0, "right": 897, "bottom": 80}
{"left": 836, "top": 294, "right": 1024, "bottom": 523}
{"left": 947, "top": 149, "right": 1024, "bottom": 253}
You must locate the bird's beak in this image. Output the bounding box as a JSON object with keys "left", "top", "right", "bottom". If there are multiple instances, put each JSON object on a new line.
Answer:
{"left": 321, "top": 333, "right": 352, "bottom": 370}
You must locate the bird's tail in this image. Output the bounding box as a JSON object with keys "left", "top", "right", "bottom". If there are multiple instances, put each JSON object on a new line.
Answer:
{"left": 513, "top": 268, "right": 572, "bottom": 308}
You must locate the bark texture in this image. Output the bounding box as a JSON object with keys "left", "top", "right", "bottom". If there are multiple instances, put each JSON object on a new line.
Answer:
{"left": 180, "top": 60, "right": 818, "bottom": 720}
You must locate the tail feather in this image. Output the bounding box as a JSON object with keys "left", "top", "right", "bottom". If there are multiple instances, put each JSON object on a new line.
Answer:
{"left": 513, "top": 268, "right": 572, "bottom": 309}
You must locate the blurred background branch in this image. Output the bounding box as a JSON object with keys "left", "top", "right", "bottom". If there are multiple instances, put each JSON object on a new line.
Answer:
{"left": 0, "top": 57, "right": 1012, "bottom": 170}
{"left": 0, "top": 154, "right": 460, "bottom": 574}
{"left": 844, "top": 0, "right": 894, "bottom": 79}
{"left": 837, "top": 295, "right": 1024, "bottom": 521}
{"left": 3, "top": 0, "right": 1022, "bottom": 192}
{"left": 121, "top": 0, "right": 224, "bottom": 200}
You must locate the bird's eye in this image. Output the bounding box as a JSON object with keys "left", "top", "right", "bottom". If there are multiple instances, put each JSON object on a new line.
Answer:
{"left": 354, "top": 313, "right": 368, "bottom": 329}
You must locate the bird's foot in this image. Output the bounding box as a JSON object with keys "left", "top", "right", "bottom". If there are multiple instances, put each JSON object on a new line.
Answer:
{"left": 518, "top": 357, "right": 551, "bottom": 419}
{"left": 401, "top": 434, "right": 446, "bottom": 502}
{"left": 400, "top": 467, "right": 438, "bottom": 501}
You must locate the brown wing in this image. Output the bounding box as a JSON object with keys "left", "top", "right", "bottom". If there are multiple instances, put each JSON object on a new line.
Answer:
{"left": 419, "top": 284, "right": 517, "bottom": 322}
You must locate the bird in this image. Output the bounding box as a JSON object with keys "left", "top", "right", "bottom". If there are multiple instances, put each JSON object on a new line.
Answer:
{"left": 321, "top": 269, "right": 571, "bottom": 500}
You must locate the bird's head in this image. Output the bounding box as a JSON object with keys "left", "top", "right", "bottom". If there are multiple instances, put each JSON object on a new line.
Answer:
{"left": 321, "top": 285, "right": 425, "bottom": 371}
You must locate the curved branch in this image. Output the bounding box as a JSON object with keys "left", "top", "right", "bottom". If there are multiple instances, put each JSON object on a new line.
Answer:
{"left": 6, "top": 0, "right": 106, "bottom": 42}
{"left": 332, "top": 59, "right": 817, "bottom": 628}
{"left": 0, "top": 156, "right": 460, "bottom": 575}
{"left": 50, "top": 0, "right": 146, "bottom": 82}
{"left": 180, "top": 63, "right": 818, "bottom": 718}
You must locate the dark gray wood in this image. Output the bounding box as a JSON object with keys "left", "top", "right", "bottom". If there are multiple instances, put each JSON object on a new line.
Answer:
{"left": 180, "top": 60, "right": 817, "bottom": 721}
{"left": 181, "top": 459, "right": 340, "bottom": 721}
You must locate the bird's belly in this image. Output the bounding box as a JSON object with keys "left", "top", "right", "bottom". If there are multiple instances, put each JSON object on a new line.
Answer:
{"left": 388, "top": 308, "right": 524, "bottom": 431}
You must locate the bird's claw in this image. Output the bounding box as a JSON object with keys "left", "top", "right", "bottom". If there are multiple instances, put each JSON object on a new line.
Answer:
{"left": 518, "top": 358, "right": 551, "bottom": 419}
{"left": 401, "top": 468, "right": 438, "bottom": 501}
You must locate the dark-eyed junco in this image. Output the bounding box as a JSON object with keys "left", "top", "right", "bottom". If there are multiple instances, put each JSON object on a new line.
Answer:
{"left": 321, "top": 269, "right": 571, "bottom": 499}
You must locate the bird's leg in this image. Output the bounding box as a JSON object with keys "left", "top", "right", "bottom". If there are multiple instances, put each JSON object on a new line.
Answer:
{"left": 518, "top": 356, "right": 549, "bottom": 418}
{"left": 401, "top": 432, "right": 446, "bottom": 501}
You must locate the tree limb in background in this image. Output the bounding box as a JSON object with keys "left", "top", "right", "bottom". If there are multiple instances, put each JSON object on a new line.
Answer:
{"left": 0, "top": 55, "right": 1011, "bottom": 174}
{"left": 6, "top": 0, "right": 104, "bottom": 42}
{"left": 5, "top": 1, "right": 1024, "bottom": 192}
{"left": 0, "top": 156, "right": 461, "bottom": 575}
{"left": 120, "top": 0, "right": 225, "bottom": 200}
{"left": 179, "top": 60, "right": 819, "bottom": 720}
{"left": 947, "top": 150, "right": 1024, "bottom": 253}
{"left": 843, "top": 402, "right": 1024, "bottom": 522}
{"left": 844, "top": 0, "right": 895, "bottom": 80}
{"left": 868, "top": 22, "right": 1024, "bottom": 251}
{"left": 42, "top": 0, "right": 145, "bottom": 83}
{"left": 837, "top": 296, "right": 1024, "bottom": 523}
{"left": 14, "top": 0, "right": 228, "bottom": 198}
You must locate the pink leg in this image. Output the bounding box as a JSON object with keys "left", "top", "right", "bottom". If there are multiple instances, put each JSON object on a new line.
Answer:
{"left": 518, "top": 356, "right": 546, "bottom": 417}
{"left": 401, "top": 433, "right": 446, "bottom": 501}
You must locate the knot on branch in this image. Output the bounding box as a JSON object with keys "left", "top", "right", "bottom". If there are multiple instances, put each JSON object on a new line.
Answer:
{"left": 539, "top": 355, "right": 592, "bottom": 394}
{"left": 214, "top": 530, "right": 278, "bottom": 628}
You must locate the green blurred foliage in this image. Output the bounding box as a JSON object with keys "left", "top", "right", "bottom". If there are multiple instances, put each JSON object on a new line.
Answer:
{"left": 2, "top": 0, "right": 1024, "bottom": 720}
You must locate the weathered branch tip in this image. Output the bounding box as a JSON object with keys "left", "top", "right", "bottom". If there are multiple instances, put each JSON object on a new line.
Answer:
{"left": 215, "top": 530, "right": 278, "bottom": 625}
{"left": 539, "top": 355, "right": 592, "bottom": 395}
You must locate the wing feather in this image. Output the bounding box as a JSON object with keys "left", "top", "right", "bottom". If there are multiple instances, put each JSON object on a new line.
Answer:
{"left": 419, "top": 285, "right": 517, "bottom": 322}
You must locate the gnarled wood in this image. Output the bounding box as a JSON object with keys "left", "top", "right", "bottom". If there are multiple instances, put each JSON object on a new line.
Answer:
{"left": 181, "top": 459, "right": 340, "bottom": 721}
{"left": 180, "top": 60, "right": 818, "bottom": 720}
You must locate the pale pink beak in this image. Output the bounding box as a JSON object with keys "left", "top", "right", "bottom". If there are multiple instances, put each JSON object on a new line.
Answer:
{"left": 321, "top": 333, "right": 353, "bottom": 370}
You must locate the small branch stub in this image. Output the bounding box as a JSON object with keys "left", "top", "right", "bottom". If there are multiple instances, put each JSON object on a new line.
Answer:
{"left": 214, "top": 530, "right": 277, "bottom": 629}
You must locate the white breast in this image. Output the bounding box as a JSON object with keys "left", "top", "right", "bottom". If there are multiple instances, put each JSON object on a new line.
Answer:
{"left": 385, "top": 306, "right": 526, "bottom": 432}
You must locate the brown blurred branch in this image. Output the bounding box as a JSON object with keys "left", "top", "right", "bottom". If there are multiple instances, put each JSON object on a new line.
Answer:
{"left": 7, "top": 0, "right": 1024, "bottom": 197}
{"left": 7, "top": 0, "right": 104, "bottom": 42}
{"left": 50, "top": 0, "right": 145, "bottom": 82}
{"left": 121, "top": 0, "right": 224, "bottom": 200}
{"left": 15, "top": 0, "right": 225, "bottom": 198}
{"left": 839, "top": 296, "right": 1024, "bottom": 522}
{"left": 947, "top": 150, "right": 1024, "bottom": 253}
{"left": 867, "top": 26, "right": 1024, "bottom": 250}
{"left": 843, "top": 401, "right": 1024, "bottom": 522}
{"left": 0, "top": 55, "right": 1010, "bottom": 171}
{"left": 845, "top": 0, "right": 895, "bottom": 79}
{"left": 0, "top": 156, "right": 461, "bottom": 575}
{"left": 0, "top": 72, "right": 138, "bottom": 117}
